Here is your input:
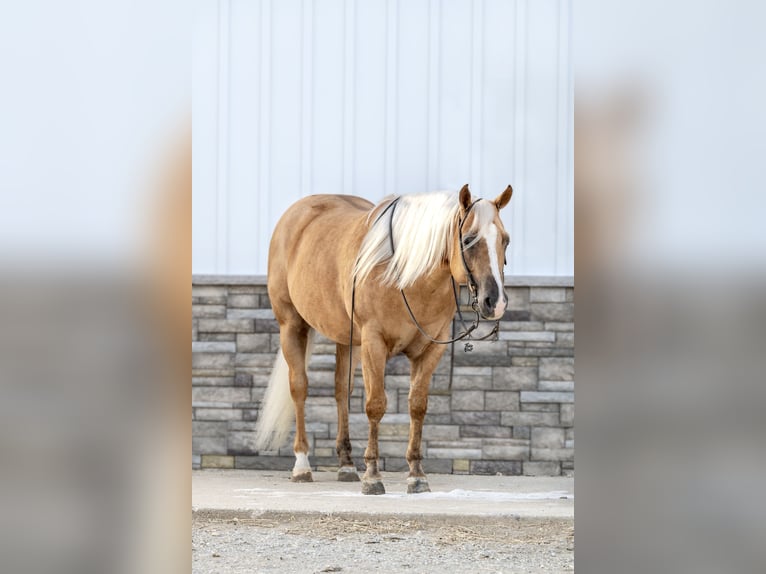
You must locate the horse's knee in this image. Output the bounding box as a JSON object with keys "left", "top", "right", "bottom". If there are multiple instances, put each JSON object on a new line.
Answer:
{"left": 365, "top": 396, "right": 387, "bottom": 422}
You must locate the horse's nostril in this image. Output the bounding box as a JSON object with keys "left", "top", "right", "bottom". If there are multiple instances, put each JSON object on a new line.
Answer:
{"left": 484, "top": 296, "right": 493, "bottom": 310}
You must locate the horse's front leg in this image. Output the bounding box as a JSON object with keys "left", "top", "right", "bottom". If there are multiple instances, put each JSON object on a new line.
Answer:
{"left": 360, "top": 330, "right": 388, "bottom": 495}
{"left": 406, "top": 342, "right": 448, "bottom": 493}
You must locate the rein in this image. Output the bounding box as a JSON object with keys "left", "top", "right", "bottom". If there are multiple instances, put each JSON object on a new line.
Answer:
{"left": 347, "top": 196, "right": 501, "bottom": 404}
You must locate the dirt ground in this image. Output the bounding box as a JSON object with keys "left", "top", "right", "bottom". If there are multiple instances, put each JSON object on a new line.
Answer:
{"left": 192, "top": 512, "right": 574, "bottom": 573}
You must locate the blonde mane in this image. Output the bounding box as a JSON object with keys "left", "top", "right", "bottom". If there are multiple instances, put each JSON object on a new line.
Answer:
{"left": 352, "top": 191, "right": 496, "bottom": 290}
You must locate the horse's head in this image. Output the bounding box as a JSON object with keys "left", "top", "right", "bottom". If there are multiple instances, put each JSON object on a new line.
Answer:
{"left": 450, "top": 184, "right": 514, "bottom": 320}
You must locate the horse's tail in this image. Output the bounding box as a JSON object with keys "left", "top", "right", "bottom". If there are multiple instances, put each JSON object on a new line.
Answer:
{"left": 254, "top": 328, "right": 316, "bottom": 452}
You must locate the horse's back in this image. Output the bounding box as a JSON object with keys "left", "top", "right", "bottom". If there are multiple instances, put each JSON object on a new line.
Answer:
{"left": 268, "top": 194, "right": 374, "bottom": 342}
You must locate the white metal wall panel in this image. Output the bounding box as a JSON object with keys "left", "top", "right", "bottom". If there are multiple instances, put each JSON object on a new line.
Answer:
{"left": 193, "top": 0, "right": 573, "bottom": 276}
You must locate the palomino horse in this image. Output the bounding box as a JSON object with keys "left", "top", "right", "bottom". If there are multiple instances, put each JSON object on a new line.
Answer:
{"left": 255, "top": 184, "right": 513, "bottom": 494}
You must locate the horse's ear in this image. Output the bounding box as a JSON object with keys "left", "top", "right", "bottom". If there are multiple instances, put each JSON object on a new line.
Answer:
{"left": 493, "top": 185, "right": 513, "bottom": 210}
{"left": 459, "top": 184, "right": 472, "bottom": 212}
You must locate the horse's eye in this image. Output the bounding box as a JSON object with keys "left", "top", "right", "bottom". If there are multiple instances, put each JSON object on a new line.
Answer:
{"left": 462, "top": 236, "right": 475, "bottom": 247}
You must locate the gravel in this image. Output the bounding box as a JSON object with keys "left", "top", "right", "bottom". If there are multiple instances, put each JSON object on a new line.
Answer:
{"left": 192, "top": 512, "right": 574, "bottom": 573}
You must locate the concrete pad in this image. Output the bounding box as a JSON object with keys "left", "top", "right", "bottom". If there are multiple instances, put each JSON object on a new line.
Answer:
{"left": 193, "top": 469, "right": 573, "bottom": 520}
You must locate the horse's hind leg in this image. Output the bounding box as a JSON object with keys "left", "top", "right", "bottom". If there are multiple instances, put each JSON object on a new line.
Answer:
{"left": 334, "top": 343, "right": 360, "bottom": 481}
{"left": 279, "top": 316, "right": 313, "bottom": 482}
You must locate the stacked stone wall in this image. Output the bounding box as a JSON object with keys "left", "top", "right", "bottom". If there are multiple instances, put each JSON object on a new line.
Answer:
{"left": 192, "top": 276, "right": 573, "bottom": 476}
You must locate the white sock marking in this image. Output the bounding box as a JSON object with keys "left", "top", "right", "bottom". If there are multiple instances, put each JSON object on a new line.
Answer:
{"left": 293, "top": 452, "right": 311, "bottom": 473}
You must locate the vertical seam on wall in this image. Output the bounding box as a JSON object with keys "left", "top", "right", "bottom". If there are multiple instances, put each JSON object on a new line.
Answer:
{"left": 384, "top": 0, "right": 398, "bottom": 197}
{"left": 343, "top": 0, "right": 356, "bottom": 195}
{"left": 426, "top": 0, "right": 439, "bottom": 192}
{"left": 216, "top": 0, "right": 231, "bottom": 273}
{"left": 512, "top": 0, "right": 527, "bottom": 275}
{"left": 470, "top": 0, "right": 484, "bottom": 193}
{"left": 258, "top": 0, "right": 272, "bottom": 273}
{"left": 565, "top": 0, "right": 574, "bottom": 275}
{"left": 300, "top": 0, "right": 313, "bottom": 200}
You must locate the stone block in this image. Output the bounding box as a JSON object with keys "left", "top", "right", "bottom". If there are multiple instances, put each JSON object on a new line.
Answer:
{"left": 192, "top": 304, "right": 226, "bottom": 318}
{"left": 499, "top": 331, "right": 555, "bottom": 342}
{"left": 199, "top": 333, "right": 236, "bottom": 342}
{"left": 382, "top": 458, "right": 409, "bottom": 472}
{"left": 523, "top": 461, "right": 561, "bottom": 476}
{"left": 378, "top": 422, "right": 410, "bottom": 439}
{"left": 560, "top": 404, "right": 574, "bottom": 427}
{"left": 531, "top": 427, "right": 565, "bottom": 448}
{"left": 226, "top": 431, "right": 259, "bottom": 455}
{"left": 531, "top": 447, "right": 574, "bottom": 461}
{"left": 235, "top": 354, "right": 276, "bottom": 369}
{"left": 228, "top": 294, "right": 258, "bottom": 308}
{"left": 538, "top": 380, "right": 574, "bottom": 392}
{"left": 192, "top": 387, "right": 251, "bottom": 404}
{"left": 201, "top": 455, "right": 234, "bottom": 469}
{"left": 484, "top": 391, "right": 520, "bottom": 411}
{"left": 255, "top": 319, "right": 280, "bottom": 333}
{"left": 193, "top": 421, "right": 228, "bottom": 437}
{"left": 545, "top": 322, "right": 574, "bottom": 332}
{"left": 460, "top": 425, "right": 511, "bottom": 438}
{"left": 235, "top": 456, "right": 294, "bottom": 470}
{"left": 192, "top": 454, "right": 201, "bottom": 469}
{"left": 508, "top": 346, "right": 573, "bottom": 357}
{"left": 450, "top": 374, "right": 493, "bottom": 389}
{"left": 481, "top": 440, "right": 530, "bottom": 460}
{"left": 259, "top": 293, "right": 272, "bottom": 308}
{"left": 520, "top": 391, "right": 574, "bottom": 404}
{"left": 521, "top": 403, "right": 560, "bottom": 412}
{"left": 228, "top": 308, "right": 275, "bottom": 320}
{"left": 511, "top": 357, "right": 539, "bottom": 367}
{"left": 500, "top": 411, "right": 559, "bottom": 426}
{"left": 236, "top": 333, "right": 271, "bottom": 353}
{"left": 492, "top": 367, "right": 537, "bottom": 390}
{"left": 454, "top": 353, "right": 513, "bottom": 366}
{"left": 530, "top": 303, "right": 574, "bottom": 322}
{"left": 427, "top": 447, "right": 482, "bottom": 460}
{"left": 470, "top": 460, "right": 522, "bottom": 475}
{"left": 529, "top": 287, "right": 566, "bottom": 303}
{"left": 513, "top": 426, "right": 531, "bottom": 439}
{"left": 193, "top": 436, "right": 226, "bottom": 454}
{"left": 192, "top": 285, "right": 227, "bottom": 302}
{"left": 192, "top": 341, "right": 236, "bottom": 353}
{"left": 425, "top": 395, "right": 451, "bottom": 414}
{"left": 422, "top": 424, "right": 460, "bottom": 440}
{"left": 451, "top": 411, "right": 500, "bottom": 425}
{"left": 377, "top": 441, "right": 408, "bottom": 458}
{"left": 193, "top": 376, "right": 235, "bottom": 387}
{"left": 198, "top": 318, "right": 255, "bottom": 333}
{"left": 451, "top": 390, "right": 484, "bottom": 410}
{"left": 453, "top": 459, "right": 470, "bottom": 472}
{"left": 506, "top": 287, "right": 529, "bottom": 308}
{"left": 499, "top": 321, "right": 544, "bottom": 331}
{"left": 423, "top": 459, "right": 453, "bottom": 474}
{"left": 194, "top": 408, "right": 242, "bottom": 421}
{"left": 502, "top": 310, "right": 531, "bottom": 321}
{"left": 233, "top": 372, "right": 253, "bottom": 387}
{"left": 192, "top": 352, "right": 234, "bottom": 370}
{"left": 556, "top": 332, "right": 574, "bottom": 347}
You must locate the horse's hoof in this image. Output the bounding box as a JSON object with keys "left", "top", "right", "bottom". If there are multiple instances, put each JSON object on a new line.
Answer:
{"left": 337, "top": 466, "right": 360, "bottom": 482}
{"left": 407, "top": 477, "right": 431, "bottom": 494}
{"left": 361, "top": 480, "right": 386, "bottom": 495}
{"left": 291, "top": 471, "right": 313, "bottom": 483}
